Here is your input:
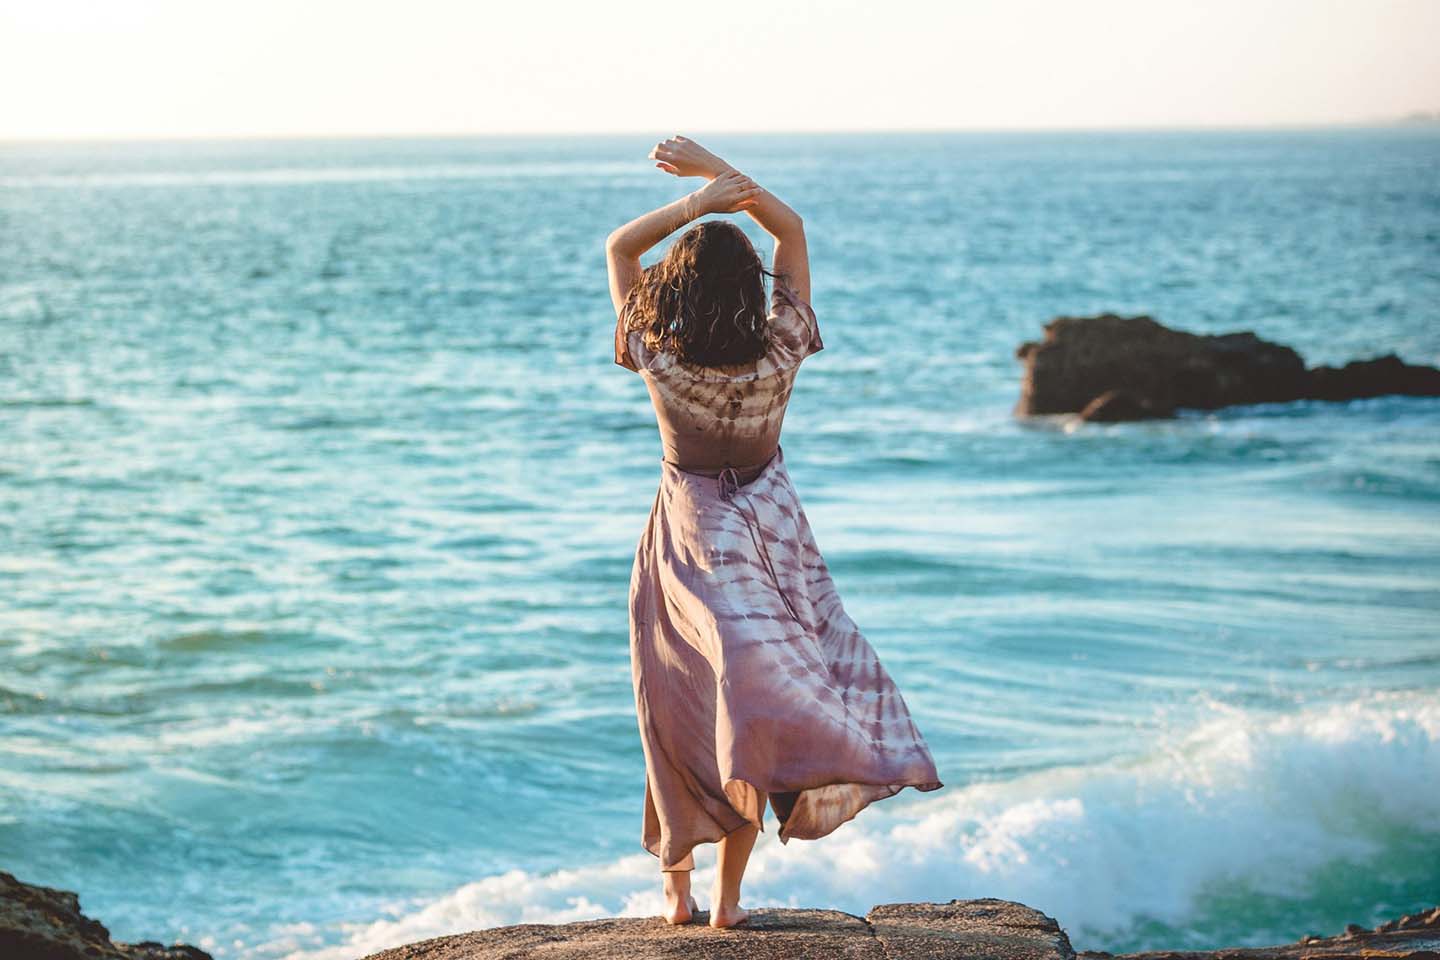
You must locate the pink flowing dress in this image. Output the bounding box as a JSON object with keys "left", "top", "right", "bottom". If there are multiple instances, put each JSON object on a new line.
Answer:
{"left": 615, "top": 279, "right": 944, "bottom": 872}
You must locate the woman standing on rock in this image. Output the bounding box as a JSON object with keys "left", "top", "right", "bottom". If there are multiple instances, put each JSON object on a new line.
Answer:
{"left": 605, "top": 135, "right": 944, "bottom": 929}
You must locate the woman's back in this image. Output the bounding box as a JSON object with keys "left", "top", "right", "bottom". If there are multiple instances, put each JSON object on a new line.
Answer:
{"left": 615, "top": 278, "right": 824, "bottom": 481}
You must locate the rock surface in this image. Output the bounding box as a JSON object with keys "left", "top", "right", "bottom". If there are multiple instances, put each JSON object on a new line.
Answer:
{"left": 359, "top": 898, "right": 1075, "bottom": 960}
{"left": 357, "top": 899, "right": 1440, "bottom": 960}
{"left": 1014, "top": 314, "right": 1440, "bottom": 421}
{"left": 5, "top": 868, "right": 1436, "bottom": 960}
{"left": 0, "top": 870, "right": 212, "bottom": 960}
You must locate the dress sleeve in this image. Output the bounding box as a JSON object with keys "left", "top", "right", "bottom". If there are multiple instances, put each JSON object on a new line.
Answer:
{"left": 614, "top": 308, "right": 653, "bottom": 373}
{"left": 614, "top": 310, "right": 638, "bottom": 372}
{"left": 769, "top": 278, "right": 824, "bottom": 366}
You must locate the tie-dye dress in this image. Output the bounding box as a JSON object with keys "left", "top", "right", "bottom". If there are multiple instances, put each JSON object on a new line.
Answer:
{"left": 615, "top": 279, "right": 944, "bottom": 872}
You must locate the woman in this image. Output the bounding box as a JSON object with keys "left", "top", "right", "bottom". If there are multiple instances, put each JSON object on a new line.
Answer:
{"left": 605, "top": 135, "right": 943, "bottom": 930}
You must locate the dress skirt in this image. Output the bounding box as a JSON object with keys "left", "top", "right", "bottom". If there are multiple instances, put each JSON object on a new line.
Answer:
{"left": 629, "top": 444, "right": 944, "bottom": 872}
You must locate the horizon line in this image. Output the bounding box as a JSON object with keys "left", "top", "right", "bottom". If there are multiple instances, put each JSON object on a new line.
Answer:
{"left": 3, "top": 116, "right": 1438, "bottom": 147}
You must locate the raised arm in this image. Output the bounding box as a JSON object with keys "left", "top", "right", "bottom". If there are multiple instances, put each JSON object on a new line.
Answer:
{"left": 604, "top": 169, "right": 763, "bottom": 318}
{"left": 648, "top": 135, "right": 810, "bottom": 304}
{"left": 752, "top": 193, "right": 809, "bottom": 306}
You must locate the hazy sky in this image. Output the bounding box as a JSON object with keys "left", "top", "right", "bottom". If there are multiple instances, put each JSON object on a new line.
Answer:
{"left": 1, "top": 0, "right": 1437, "bottom": 140}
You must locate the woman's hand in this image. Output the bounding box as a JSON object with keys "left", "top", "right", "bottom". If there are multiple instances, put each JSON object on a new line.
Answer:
{"left": 649, "top": 135, "right": 732, "bottom": 179}
{"left": 690, "top": 169, "right": 763, "bottom": 215}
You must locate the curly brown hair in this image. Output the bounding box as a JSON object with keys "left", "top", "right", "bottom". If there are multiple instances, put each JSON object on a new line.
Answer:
{"left": 621, "top": 220, "right": 783, "bottom": 368}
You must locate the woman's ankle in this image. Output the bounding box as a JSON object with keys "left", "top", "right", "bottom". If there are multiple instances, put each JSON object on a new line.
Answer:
{"left": 711, "top": 887, "right": 740, "bottom": 910}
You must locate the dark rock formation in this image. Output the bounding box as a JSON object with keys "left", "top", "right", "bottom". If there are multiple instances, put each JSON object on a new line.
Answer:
{"left": 0, "top": 871, "right": 211, "bottom": 960}
{"left": 1014, "top": 314, "right": 1440, "bottom": 422}
{"left": 357, "top": 898, "right": 1440, "bottom": 960}
{"left": 1306, "top": 353, "right": 1440, "bottom": 402}
{"left": 1077, "top": 905, "right": 1440, "bottom": 960}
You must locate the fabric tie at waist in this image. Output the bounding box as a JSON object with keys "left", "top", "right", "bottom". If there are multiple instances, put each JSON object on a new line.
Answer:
{"left": 716, "top": 464, "right": 803, "bottom": 626}
{"left": 717, "top": 464, "right": 743, "bottom": 501}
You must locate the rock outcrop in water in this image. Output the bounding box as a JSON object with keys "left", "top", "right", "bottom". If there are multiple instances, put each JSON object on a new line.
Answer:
{"left": 356, "top": 897, "right": 1440, "bottom": 960}
{"left": 1014, "top": 314, "right": 1440, "bottom": 422}
{"left": 0, "top": 871, "right": 211, "bottom": 960}
{"left": 6, "top": 869, "right": 1437, "bottom": 960}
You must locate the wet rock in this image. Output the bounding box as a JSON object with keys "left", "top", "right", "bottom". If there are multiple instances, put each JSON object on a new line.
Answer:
{"left": 1074, "top": 905, "right": 1440, "bottom": 960}
{"left": 1015, "top": 314, "right": 1440, "bottom": 421}
{"left": 0, "top": 871, "right": 211, "bottom": 960}
{"left": 1307, "top": 353, "right": 1440, "bottom": 401}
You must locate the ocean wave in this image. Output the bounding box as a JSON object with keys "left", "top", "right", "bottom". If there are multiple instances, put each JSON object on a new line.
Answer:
{"left": 268, "top": 690, "right": 1440, "bottom": 960}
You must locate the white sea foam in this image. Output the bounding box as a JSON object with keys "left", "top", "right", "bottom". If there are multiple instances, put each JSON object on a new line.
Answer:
{"left": 271, "top": 691, "right": 1440, "bottom": 960}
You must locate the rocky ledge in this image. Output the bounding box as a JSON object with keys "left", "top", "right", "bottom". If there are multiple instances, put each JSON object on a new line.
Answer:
{"left": 359, "top": 898, "right": 1440, "bottom": 960}
{"left": 6, "top": 869, "right": 1437, "bottom": 960}
{"left": 1014, "top": 314, "right": 1440, "bottom": 422}
{"left": 0, "top": 870, "right": 211, "bottom": 960}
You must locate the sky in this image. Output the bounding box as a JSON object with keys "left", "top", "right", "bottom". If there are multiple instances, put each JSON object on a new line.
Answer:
{"left": 0, "top": 0, "right": 1437, "bottom": 140}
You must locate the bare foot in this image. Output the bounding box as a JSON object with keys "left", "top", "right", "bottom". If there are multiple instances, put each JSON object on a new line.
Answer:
{"left": 709, "top": 901, "right": 750, "bottom": 929}
{"left": 663, "top": 891, "right": 698, "bottom": 925}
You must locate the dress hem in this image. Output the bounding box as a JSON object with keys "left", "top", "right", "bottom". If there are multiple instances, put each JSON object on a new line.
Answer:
{"left": 777, "top": 778, "right": 945, "bottom": 844}
{"left": 645, "top": 774, "right": 944, "bottom": 868}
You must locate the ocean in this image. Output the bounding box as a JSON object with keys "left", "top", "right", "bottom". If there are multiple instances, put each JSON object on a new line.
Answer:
{"left": 1, "top": 129, "right": 1437, "bottom": 959}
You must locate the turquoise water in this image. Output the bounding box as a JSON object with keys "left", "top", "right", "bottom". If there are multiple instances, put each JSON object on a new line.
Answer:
{"left": 1, "top": 130, "right": 1437, "bottom": 959}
